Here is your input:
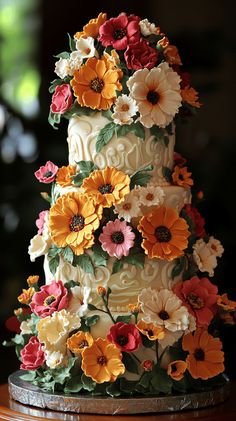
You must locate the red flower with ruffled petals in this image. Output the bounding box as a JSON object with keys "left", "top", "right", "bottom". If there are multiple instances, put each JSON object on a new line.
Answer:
{"left": 107, "top": 322, "right": 141, "bottom": 352}
{"left": 99, "top": 13, "right": 140, "bottom": 50}
{"left": 20, "top": 336, "right": 45, "bottom": 370}
{"left": 30, "top": 280, "right": 68, "bottom": 318}
{"left": 124, "top": 39, "right": 158, "bottom": 70}
{"left": 184, "top": 204, "right": 206, "bottom": 238}
{"left": 174, "top": 276, "right": 218, "bottom": 327}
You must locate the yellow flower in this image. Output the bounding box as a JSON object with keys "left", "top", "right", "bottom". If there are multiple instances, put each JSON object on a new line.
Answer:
{"left": 67, "top": 331, "right": 94, "bottom": 355}
{"left": 71, "top": 57, "right": 122, "bottom": 110}
{"left": 14, "top": 308, "right": 23, "bottom": 316}
{"left": 136, "top": 320, "right": 165, "bottom": 340}
{"left": 18, "top": 287, "right": 35, "bottom": 304}
{"left": 82, "top": 167, "right": 130, "bottom": 208}
{"left": 26, "top": 275, "right": 39, "bottom": 287}
{"left": 181, "top": 86, "right": 202, "bottom": 108}
{"left": 81, "top": 338, "right": 125, "bottom": 383}
{"left": 172, "top": 166, "right": 194, "bottom": 189}
{"left": 56, "top": 165, "right": 77, "bottom": 187}
{"left": 49, "top": 192, "right": 103, "bottom": 255}
{"left": 74, "top": 13, "right": 107, "bottom": 39}
{"left": 167, "top": 360, "right": 187, "bottom": 381}
{"left": 128, "top": 303, "right": 140, "bottom": 314}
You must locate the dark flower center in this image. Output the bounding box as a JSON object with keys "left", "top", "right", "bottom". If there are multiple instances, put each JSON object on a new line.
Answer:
{"left": 117, "top": 334, "right": 129, "bottom": 346}
{"left": 194, "top": 348, "right": 205, "bottom": 361}
{"left": 90, "top": 77, "right": 104, "bottom": 93}
{"left": 44, "top": 171, "right": 53, "bottom": 178}
{"left": 97, "top": 355, "right": 107, "bottom": 366}
{"left": 187, "top": 293, "right": 204, "bottom": 309}
{"left": 98, "top": 183, "right": 114, "bottom": 194}
{"left": 113, "top": 28, "right": 127, "bottom": 40}
{"left": 69, "top": 215, "right": 85, "bottom": 232}
{"left": 159, "top": 310, "right": 169, "bottom": 320}
{"left": 155, "top": 226, "right": 172, "bottom": 243}
{"left": 147, "top": 90, "right": 159, "bottom": 105}
{"left": 147, "top": 329, "right": 154, "bottom": 337}
{"left": 111, "top": 231, "right": 125, "bottom": 244}
{"left": 78, "top": 340, "right": 89, "bottom": 349}
{"left": 44, "top": 295, "right": 56, "bottom": 306}
{"left": 178, "top": 174, "right": 184, "bottom": 181}
{"left": 171, "top": 363, "right": 177, "bottom": 372}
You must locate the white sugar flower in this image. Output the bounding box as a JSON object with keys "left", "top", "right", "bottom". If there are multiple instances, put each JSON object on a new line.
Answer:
{"left": 28, "top": 234, "right": 50, "bottom": 262}
{"left": 44, "top": 350, "right": 65, "bottom": 369}
{"left": 68, "top": 51, "right": 83, "bottom": 75}
{"left": 138, "top": 184, "right": 165, "bottom": 207}
{"left": 112, "top": 94, "right": 138, "bottom": 125}
{"left": 75, "top": 36, "right": 96, "bottom": 59}
{"left": 127, "top": 63, "right": 182, "bottom": 128}
{"left": 67, "top": 285, "right": 91, "bottom": 317}
{"left": 139, "top": 18, "right": 159, "bottom": 36}
{"left": 193, "top": 238, "right": 218, "bottom": 277}
{"left": 54, "top": 58, "right": 71, "bottom": 79}
{"left": 207, "top": 236, "right": 224, "bottom": 258}
{"left": 114, "top": 190, "right": 141, "bottom": 222}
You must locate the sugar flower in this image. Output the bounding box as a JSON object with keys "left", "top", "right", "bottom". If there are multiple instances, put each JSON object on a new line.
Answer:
{"left": 111, "top": 94, "right": 138, "bottom": 125}
{"left": 174, "top": 152, "right": 187, "bottom": 167}
{"left": 138, "top": 184, "right": 165, "bottom": 207}
{"left": 30, "top": 280, "right": 69, "bottom": 318}
{"left": 18, "top": 287, "right": 35, "bottom": 305}
{"left": 167, "top": 360, "right": 187, "bottom": 381}
{"left": 99, "top": 219, "right": 135, "bottom": 259}
{"left": 138, "top": 206, "right": 190, "bottom": 260}
{"left": 164, "top": 45, "right": 182, "bottom": 66}
{"left": 124, "top": 39, "right": 158, "bottom": 71}
{"left": 193, "top": 238, "right": 218, "bottom": 277}
{"left": 114, "top": 190, "right": 141, "bottom": 222}
{"left": 71, "top": 57, "right": 122, "bottom": 110}
{"left": 127, "top": 62, "right": 182, "bottom": 128}
{"left": 183, "top": 204, "right": 206, "bottom": 238}
{"left": 44, "top": 350, "right": 65, "bottom": 369}
{"left": 81, "top": 337, "right": 125, "bottom": 383}
{"left": 182, "top": 328, "right": 224, "bottom": 379}
{"left": 141, "top": 359, "right": 154, "bottom": 371}
{"left": 55, "top": 58, "right": 71, "bottom": 79}
{"left": 136, "top": 320, "right": 165, "bottom": 341}
{"left": 181, "top": 86, "right": 202, "bottom": 108}
{"left": 75, "top": 36, "right": 96, "bottom": 59}
{"left": 20, "top": 337, "right": 45, "bottom": 371}
{"left": 34, "top": 161, "right": 58, "bottom": 184}
{"left": 50, "top": 84, "right": 73, "bottom": 114}
{"left": 172, "top": 166, "right": 194, "bottom": 189}
{"left": 26, "top": 275, "right": 39, "bottom": 287}
{"left": 36, "top": 210, "right": 49, "bottom": 235}
{"left": 174, "top": 276, "right": 218, "bottom": 327}
{"left": 49, "top": 192, "right": 103, "bottom": 255}
{"left": 82, "top": 167, "right": 130, "bottom": 208}
{"left": 207, "top": 236, "right": 224, "bottom": 258}
{"left": 99, "top": 13, "right": 140, "bottom": 50}
{"left": 67, "top": 285, "right": 91, "bottom": 317}
{"left": 107, "top": 322, "right": 141, "bottom": 352}
{"left": 56, "top": 164, "right": 77, "bottom": 187}
{"left": 74, "top": 12, "right": 107, "bottom": 39}
{"left": 28, "top": 233, "right": 50, "bottom": 262}
{"left": 139, "top": 18, "right": 160, "bottom": 36}
{"left": 67, "top": 331, "right": 94, "bottom": 355}
{"left": 67, "top": 51, "right": 83, "bottom": 75}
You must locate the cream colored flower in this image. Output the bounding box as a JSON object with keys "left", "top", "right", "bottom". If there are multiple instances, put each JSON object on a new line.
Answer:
{"left": 112, "top": 94, "right": 138, "bottom": 125}
{"left": 44, "top": 350, "right": 65, "bottom": 369}
{"left": 20, "top": 319, "right": 33, "bottom": 335}
{"left": 207, "top": 236, "right": 224, "bottom": 258}
{"left": 68, "top": 51, "right": 83, "bottom": 75}
{"left": 55, "top": 58, "right": 71, "bottom": 79}
{"left": 28, "top": 234, "right": 50, "bottom": 262}
{"left": 67, "top": 285, "right": 91, "bottom": 317}
{"left": 127, "top": 63, "right": 182, "bottom": 128}
{"left": 114, "top": 190, "right": 141, "bottom": 222}
{"left": 193, "top": 238, "right": 218, "bottom": 277}
{"left": 138, "top": 184, "right": 165, "bottom": 207}
{"left": 75, "top": 36, "right": 96, "bottom": 59}
{"left": 139, "top": 18, "right": 160, "bottom": 36}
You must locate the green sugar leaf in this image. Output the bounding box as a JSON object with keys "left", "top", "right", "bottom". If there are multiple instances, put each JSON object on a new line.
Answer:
{"left": 96, "top": 122, "right": 116, "bottom": 153}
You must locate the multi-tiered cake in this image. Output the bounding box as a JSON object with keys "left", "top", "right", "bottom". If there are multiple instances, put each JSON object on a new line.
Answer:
{"left": 6, "top": 12, "right": 235, "bottom": 403}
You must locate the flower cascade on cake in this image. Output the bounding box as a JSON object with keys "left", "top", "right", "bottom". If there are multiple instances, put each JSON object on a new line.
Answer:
{"left": 5, "top": 12, "right": 234, "bottom": 398}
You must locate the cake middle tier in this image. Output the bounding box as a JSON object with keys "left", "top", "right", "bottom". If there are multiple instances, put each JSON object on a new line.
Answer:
{"left": 67, "top": 112, "right": 175, "bottom": 186}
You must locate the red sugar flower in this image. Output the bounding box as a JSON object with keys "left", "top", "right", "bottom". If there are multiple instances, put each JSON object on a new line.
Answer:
{"left": 124, "top": 39, "right": 158, "bottom": 70}
{"left": 174, "top": 276, "right": 218, "bottom": 327}
{"left": 107, "top": 322, "right": 141, "bottom": 352}
{"left": 184, "top": 204, "right": 206, "bottom": 238}
{"left": 30, "top": 280, "right": 69, "bottom": 318}
{"left": 20, "top": 336, "right": 45, "bottom": 370}
{"left": 34, "top": 161, "right": 58, "bottom": 184}
{"left": 99, "top": 13, "right": 140, "bottom": 50}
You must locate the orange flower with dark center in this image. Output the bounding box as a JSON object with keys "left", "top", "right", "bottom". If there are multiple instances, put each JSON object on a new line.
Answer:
{"left": 56, "top": 165, "right": 77, "bottom": 187}
{"left": 138, "top": 206, "right": 190, "bottom": 260}
{"left": 49, "top": 192, "right": 103, "bottom": 255}
{"left": 82, "top": 167, "right": 130, "bottom": 208}
{"left": 136, "top": 320, "right": 165, "bottom": 340}
{"left": 74, "top": 13, "right": 107, "bottom": 39}
{"left": 71, "top": 57, "right": 122, "bottom": 110}
{"left": 172, "top": 166, "right": 194, "bottom": 189}
{"left": 67, "top": 331, "right": 94, "bottom": 355}
{"left": 182, "top": 328, "right": 224, "bottom": 380}
{"left": 167, "top": 360, "right": 187, "bottom": 381}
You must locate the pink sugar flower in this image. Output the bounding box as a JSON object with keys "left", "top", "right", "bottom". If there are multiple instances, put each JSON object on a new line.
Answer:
{"left": 34, "top": 161, "right": 58, "bottom": 183}
{"left": 36, "top": 210, "right": 49, "bottom": 235}
{"left": 30, "top": 280, "right": 69, "bottom": 318}
{"left": 99, "top": 13, "right": 140, "bottom": 50}
{"left": 107, "top": 322, "right": 141, "bottom": 352}
{"left": 99, "top": 219, "right": 135, "bottom": 259}
{"left": 20, "top": 336, "right": 45, "bottom": 370}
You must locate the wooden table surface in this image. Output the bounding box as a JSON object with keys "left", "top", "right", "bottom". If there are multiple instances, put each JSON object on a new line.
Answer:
{"left": 0, "top": 382, "right": 236, "bottom": 421}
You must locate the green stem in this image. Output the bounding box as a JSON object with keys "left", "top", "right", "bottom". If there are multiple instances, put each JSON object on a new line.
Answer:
{"left": 102, "top": 297, "right": 116, "bottom": 324}
{"left": 132, "top": 353, "right": 141, "bottom": 364}
{"left": 159, "top": 346, "right": 169, "bottom": 364}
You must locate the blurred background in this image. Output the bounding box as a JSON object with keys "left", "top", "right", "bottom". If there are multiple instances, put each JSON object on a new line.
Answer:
{"left": 0, "top": 0, "right": 236, "bottom": 383}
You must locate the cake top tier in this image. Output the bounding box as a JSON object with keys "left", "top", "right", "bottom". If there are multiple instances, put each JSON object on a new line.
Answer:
{"left": 48, "top": 12, "right": 201, "bottom": 131}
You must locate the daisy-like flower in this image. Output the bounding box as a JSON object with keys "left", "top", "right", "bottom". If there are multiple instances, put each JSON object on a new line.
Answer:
{"left": 207, "top": 236, "right": 224, "bottom": 258}
{"left": 193, "top": 238, "right": 218, "bottom": 277}
{"left": 167, "top": 360, "right": 187, "bottom": 381}
{"left": 81, "top": 337, "right": 125, "bottom": 383}
{"left": 138, "top": 287, "right": 190, "bottom": 333}
{"left": 138, "top": 184, "right": 165, "bottom": 207}
{"left": 71, "top": 57, "right": 122, "bottom": 110}
{"left": 182, "top": 328, "right": 224, "bottom": 380}
{"left": 82, "top": 167, "right": 130, "bottom": 208}
{"left": 49, "top": 192, "right": 103, "bottom": 255}
{"left": 127, "top": 62, "right": 182, "bottom": 128}
{"left": 111, "top": 94, "right": 138, "bottom": 125}
{"left": 99, "top": 13, "right": 140, "bottom": 50}
{"left": 136, "top": 320, "right": 165, "bottom": 340}
{"left": 74, "top": 12, "right": 107, "bottom": 39}
{"left": 99, "top": 219, "right": 135, "bottom": 259}
{"left": 139, "top": 18, "right": 160, "bottom": 36}
{"left": 56, "top": 165, "right": 77, "bottom": 187}
{"left": 75, "top": 36, "right": 96, "bottom": 59}
{"left": 67, "top": 331, "right": 94, "bottom": 355}
{"left": 138, "top": 206, "right": 190, "bottom": 261}
{"left": 34, "top": 161, "right": 58, "bottom": 184}
{"left": 172, "top": 166, "right": 194, "bottom": 189}
{"left": 181, "top": 86, "right": 202, "bottom": 108}
{"left": 114, "top": 190, "right": 140, "bottom": 222}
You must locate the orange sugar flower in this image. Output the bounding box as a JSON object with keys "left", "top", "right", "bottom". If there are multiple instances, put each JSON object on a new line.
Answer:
{"left": 71, "top": 57, "right": 122, "bottom": 111}
{"left": 164, "top": 45, "right": 182, "bottom": 65}
{"left": 172, "top": 165, "right": 194, "bottom": 189}
{"left": 81, "top": 338, "right": 125, "bottom": 383}
{"left": 26, "top": 275, "right": 39, "bottom": 287}
{"left": 138, "top": 206, "right": 190, "bottom": 261}
{"left": 182, "top": 328, "right": 224, "bottom": 380}
{"left": 49, "top": 192, "right": 103, "bottom": 255}
{"left": 56, "top": 165, "right": 77, "bottom": 187}
{"left": 217, "top": 293, "right": 236, "bottom": 311}
{"left": 82, "top": 167, "right": 130, "bottom": 208}
{"left": 74, "top": 13, "right": 107, "bottom": 39}
{"left": 136, "top": 320, "right": 165, "bottom": 341}
{"left": 128, "top": 303, "right": 140, "bottom": 314}
{"left": 67, "top": 331, "right": 94, "bottom": 355}
{"left": 181, "top": 86, "right": 202, "bottom": 108}
{"left": 167, "top": 360, "right": 187, "bottom": 381}
{"left": 18, "top": 287, "right": 35, "bottom": 305}
{"left": 97, "top": 285, "right": 107, "bottom": 296}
